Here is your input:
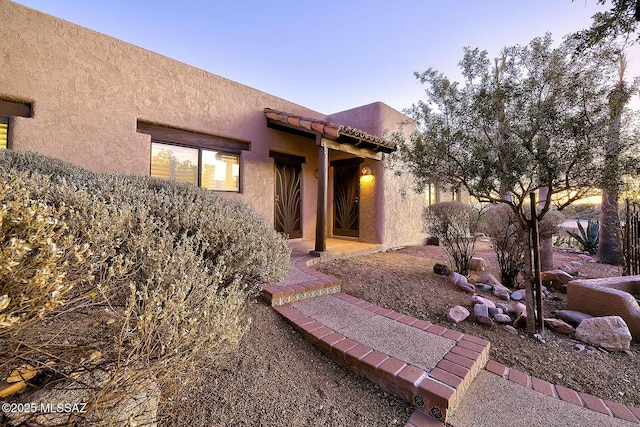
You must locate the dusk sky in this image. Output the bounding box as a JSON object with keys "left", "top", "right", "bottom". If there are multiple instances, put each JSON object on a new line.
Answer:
{"left": 13, "top": 0, "right": 640, "bottom": 114}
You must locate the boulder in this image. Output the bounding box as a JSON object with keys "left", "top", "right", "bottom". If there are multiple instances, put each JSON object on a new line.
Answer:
{"left": 488, "top": 307, "right": 504, "bottom": 317}
{"left": 493, "top": 313, "right": 513, "bottom": 324}
{"left": 478, "top": 273, "right": 511, "bottom": 300}
{"left": 479, "top": 272, "right": 501, "bottom": 288}
{"left": 578, "top": 254, "right": 595, "bottom": 263}
{"left": 471, "top": 295, "right": 496, "bottom": 309}
{"left": 511, "top": 290, "right": 525, "bottom": 301}
{"left": 503, "top": 325, "right": 518, "bottom": 334}
{"left": 449, "top": 272, "right": 474, "bottom": 293}
{"left": 544, "top": 318, "right": 574, "bottom": 334}
{"left": 554, "top": 309, "right": 593, "bottom": 327}
{"left": 475, "top": 283, "right": 493, "bottom": 293}
{"left": 469, "top": 257, "right": 487, "bottom": 272}
{"left": 514, "top": 303, "right": 527, "bottom": 318}
{"left": 434, "top": 263, "right": 451, "bottom": 276}
{"left": 541, "top": 269, "right": 573, "bottom": 290}
{"left": 575, "top": 316, "right": 632, "bottom": 351}
{"left": 474, "top": 303, "right": 494, "bottom": 327}
{"left": 448, "top": 305, "right": 470, "bottom": 323}
{"left": 496, "top": 303, "right": 515, "bottom": 316}
{"left": 559, "top": 263, "right": 578, "bottom": 276}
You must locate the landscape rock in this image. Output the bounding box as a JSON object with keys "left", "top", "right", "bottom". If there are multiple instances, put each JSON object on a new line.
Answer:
{"left": 554, "top": 310, "right": 594, "bottom": 327}
{"left": 496, "top": 303, "right": 515, "bottom": 316}
{"left": 492, "top": 285, "right": 511, "bottom": 301}
{"left": 449, "top": 272, "right": 474, "bottom": 293}
{"left": 510, "top": 290, "right": 524, "bottom": 301}
{"left": 469, "top": 257, "right": 487, "bottom": 272}
{"left": 541, "top": 269, "right": 573, "bottom": 290}
{"left": 493, "top": 313, "right": 513, "bottom": 324}
{"left": 475, "top": 283, "right": 493, "bottom": 293}
{"left": 474, "top": 303, "right": 494, "bottom": 327}
{"left": 479, "top": 272, "right": 501, "bottom": 288}
{"left": 570, "top": 261, "right": 583, "bottom": 267}
{"left": 433, "top": 263, "right": 451, "bottom": 276}
{"left": 503, "top": 325, "right": 518, "bottom": 334}
{"left": 471, "top": 295, "right": 496, "bottom": 309}
{"left": 544, "top": 318, "right": 574, "bottom": 334}
{"left": 514, "top": 303, "right": 527, "bottom": 318}
{"left": 448, "top": 305, "right": 470, "bottom": 323}
{"left": 559, "top": 263, "right": 578, "bottom": 275}
{"left": 578, "top": 254, "right": 596, "bottom": 263}
{"left": 488, "top": 307, "right": 503, "bottom": 317}
{"left": 575, "top": 316, "right": 632, "bottom": 351}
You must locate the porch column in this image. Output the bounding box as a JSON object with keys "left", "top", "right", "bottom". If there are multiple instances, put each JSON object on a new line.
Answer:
{"left": 313, "top": 139, "right": 329, "bottom": 254}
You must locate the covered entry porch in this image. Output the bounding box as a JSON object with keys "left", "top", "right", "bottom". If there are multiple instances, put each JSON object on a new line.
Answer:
{"left": 264, "top": 108, "right": 396, "bottom": 255}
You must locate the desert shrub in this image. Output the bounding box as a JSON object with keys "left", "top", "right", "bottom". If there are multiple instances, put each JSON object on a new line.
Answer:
{"left": 0, "top": 150, "right": 290, "bottom": 423}
{"left": 481, "top": 204, "right": 524, "bottom": 288}
{"left": 566, "top": 218, "right": 600, "bottom": 254}
{"left": 482, "top": 205, "right": 565, "bottom": 288}
{"left": 423, "top": 201, "right": 476, "bottom": 275}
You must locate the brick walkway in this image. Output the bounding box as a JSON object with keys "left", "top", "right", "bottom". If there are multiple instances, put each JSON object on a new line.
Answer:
{"left": 261, "top": 243, "right": 640, "bottom": 426}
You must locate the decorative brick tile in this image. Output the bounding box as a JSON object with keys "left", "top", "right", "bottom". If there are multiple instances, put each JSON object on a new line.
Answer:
{"left": 309, "top": 326, "right": 333, "bottom": 344}
{"left": 330, "top": 338, "right": 358, "bottom": 360}
{"left": 484, "top": 360, "right": 509, "bottom": 378}
{"left": 426, "top": 324, "right": 447, "bottom": 336}
{"left": 629, "top": 406, "right": 640, "bottom": 422}
{"left": 443, "top": 352, "right": 475, "bottom": 369}
{"left": 361, "top": 350, "right": 389, "bottom": 374}
{"left": 579, "top": 393, "right": 612, "bottom": 416}
{"left": 531, "top": 377, "right": 556, "bottom": 398}
{"left": 385, "top": 311, "right": 405, "bottom": 321}
{"left": 377, "top": 357, "right": 406, "bottom": 383}
{"left": 376, "top": 308, "right": 393, "bottom": 317}
{"left": 605, "top": 400, "right": 640, "bottom": 423}
{"left": 436, "top": 359, "right": 472, "bottom": 384}
{"left": 318, "top": 332, "right": 344, "bottom": 352}
{"left": 398, "top": 315, "right": 417, "bottom": 326}
{"left": 449, "top": 345, "right": 479, "bottom": 361}
{"left": 555, "top": 385, "right": 583, "bottom": 407}
{"left": 411, "top": 319, "right": 433, "bottom": 331}
{"left": 442, "top": 329, "right": 465, "bottom": 341}
{"left": 460, "top": 334, "right": 490, "bottom": 347}
{"left": 345, "top": 344, "right": 373, "bottom": 366}
{"left": 429, "top": 368, "right": 463, "bottom": 390}
{"left": 456, "top": 339, "right": 487, "bottom": 355}
{"left": 416, "top": 376, "right": 456, "bottom": 408}
{"left": 507, "top": 368, "right": 530, "bottom": 388}
{"left": 397, "top": 365, "right": 427, "bottom": 391}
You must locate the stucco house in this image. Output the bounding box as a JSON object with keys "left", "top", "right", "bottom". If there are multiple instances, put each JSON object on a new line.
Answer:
{"left": 1, "top": 0, "right": 438, "bottom": 253}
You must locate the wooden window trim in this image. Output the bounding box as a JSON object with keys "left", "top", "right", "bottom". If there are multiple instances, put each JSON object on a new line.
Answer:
{"left": 138, "top": 121, "right": 250, "bottom": 153}
{"left": 0, "top": 100, "right": 31, "bottom": 118}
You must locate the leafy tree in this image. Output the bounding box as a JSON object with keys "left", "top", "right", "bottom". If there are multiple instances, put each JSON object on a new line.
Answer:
{"left": 395, "top": 34, "right": 627, "bottom": 335}
{"left": 573, "top": 0, "right": 640, "bottom": 51}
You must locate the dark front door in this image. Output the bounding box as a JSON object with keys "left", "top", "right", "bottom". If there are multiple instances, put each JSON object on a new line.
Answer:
{"left": 333, "top": 164, "right": 360, "bottom": 237}
{"left": 274, "top": 160, "right": 302, "bottom": 239}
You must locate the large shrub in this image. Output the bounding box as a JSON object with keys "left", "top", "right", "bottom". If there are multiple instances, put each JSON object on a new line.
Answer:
{"left": 423, "top": 201, "right": 476, "bottom": 275}
{"left": 0, "top": 150, "right": 290, "bottom": 423}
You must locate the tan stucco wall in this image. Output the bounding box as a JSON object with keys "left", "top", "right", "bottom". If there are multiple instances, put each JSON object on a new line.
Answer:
{"left": 329, "top": 103, "right": 428, "bottom": 249}
{"left": 1, "top": 1, "right": 426, "bottom": 249}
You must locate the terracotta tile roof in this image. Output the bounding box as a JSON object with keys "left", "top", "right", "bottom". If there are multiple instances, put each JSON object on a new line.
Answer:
{"left": 264, "top": 108, "right": 396, "bottom": 153}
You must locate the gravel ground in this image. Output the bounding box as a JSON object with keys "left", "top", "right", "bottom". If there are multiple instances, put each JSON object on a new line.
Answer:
{"left": 313, "top": 241, "right": 640, "bottom": 408}
{"left": 159, "top": 298, "right": 414, "bottom": 426}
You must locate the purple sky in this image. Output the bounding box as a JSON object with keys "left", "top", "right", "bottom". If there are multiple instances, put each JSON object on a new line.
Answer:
{"left": 13, "top": 0, "right": 640, "bottom": 114}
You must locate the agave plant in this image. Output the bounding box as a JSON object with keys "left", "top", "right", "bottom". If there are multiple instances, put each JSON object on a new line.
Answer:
{"left": 566, "top": 219, "right": 599, "bottom": 254}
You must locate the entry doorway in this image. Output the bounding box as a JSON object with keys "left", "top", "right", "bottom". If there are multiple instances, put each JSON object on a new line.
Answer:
{"left": 271, "top": 152, "right": 303, "bottom": 239}
{"left": 332, "top": 159, "right": 361, "bottom": 237}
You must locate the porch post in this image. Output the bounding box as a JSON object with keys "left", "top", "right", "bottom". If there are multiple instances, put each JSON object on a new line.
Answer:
{"left": 313, "top": 139, "right": 328, "bottom": 254}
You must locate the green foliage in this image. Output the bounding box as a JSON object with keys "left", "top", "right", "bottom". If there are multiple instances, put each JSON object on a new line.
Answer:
{"left": 480, "top": 204, "right": 524, "bottom": 288}
{"left": 566, "top": 219, "right": 600, "bottom": 254}
{"left": 0, "top": 150, "right": 290, "bottom": 419}
{"left": 572, "top": 0, "right": 639, "bottom": 52}
{"left": 423, "top": 201, "right": 476, "bottom": 275}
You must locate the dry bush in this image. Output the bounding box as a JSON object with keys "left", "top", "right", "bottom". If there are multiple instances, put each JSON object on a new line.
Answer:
{"left": 423, "top": 201, "right": 476, "bottom": 275}
{"left": 0, "top": 150, "right": 290, "bottom": 425}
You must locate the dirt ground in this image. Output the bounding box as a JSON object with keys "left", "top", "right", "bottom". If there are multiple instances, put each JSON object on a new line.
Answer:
{"left": 313, "top": 241, "right": 640, "bottom": 408}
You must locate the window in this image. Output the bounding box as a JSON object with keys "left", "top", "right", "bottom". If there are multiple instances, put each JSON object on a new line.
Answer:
{"left": 151, "top": 141, "right": 240, "bottom": 192}
{"left": 0, "top": 117, "right": 8, "bottom": 149}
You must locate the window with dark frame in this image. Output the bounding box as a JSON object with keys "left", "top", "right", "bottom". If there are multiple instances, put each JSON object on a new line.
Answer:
{"left": 150, "top": 141, "right": 240, "bottom": 192}
{"left": 0, "top": 99, "right": 33, "bottom": 149}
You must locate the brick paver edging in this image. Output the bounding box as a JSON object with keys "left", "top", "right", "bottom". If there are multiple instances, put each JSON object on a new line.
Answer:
{"left": 485, "top": 360, "right": 640, "bottom": 424}
{"left": 273, "top": 293, "right": 490, "bottom": 424}
{"left": 260, "top": 257, "right": 341, "bottom": 306}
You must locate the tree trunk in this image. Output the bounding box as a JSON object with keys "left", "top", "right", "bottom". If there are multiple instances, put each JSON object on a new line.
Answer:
{"left": 522, "top": 228, "right": 536, "bottom": 336}
{"left": 538, "top": 184, "right": 553, "bottom": 271}
{"left": 598, "top": 189, "right": 621, "bottom": 264}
